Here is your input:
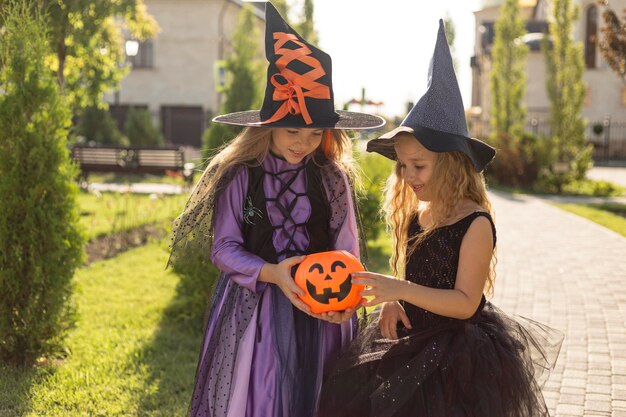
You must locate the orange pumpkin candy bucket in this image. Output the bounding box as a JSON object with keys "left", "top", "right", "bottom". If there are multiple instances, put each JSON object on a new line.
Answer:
{"left": 293, "top": 250, "right": 365, "bottom": 314}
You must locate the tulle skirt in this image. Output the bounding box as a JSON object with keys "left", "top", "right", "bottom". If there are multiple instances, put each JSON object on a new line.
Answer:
{"left": 319, "top": 302, "right": 563, "bottom": 417}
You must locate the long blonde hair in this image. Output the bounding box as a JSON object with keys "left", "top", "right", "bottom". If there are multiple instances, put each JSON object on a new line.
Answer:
{"left": 383, "top": 149, "right": 497, "bottom": 297}
{"left": 188, "top": 127, "right": 357, "bottom": 232}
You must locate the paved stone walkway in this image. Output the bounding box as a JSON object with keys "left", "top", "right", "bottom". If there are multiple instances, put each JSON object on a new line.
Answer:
{"left": 87, "top": 182, "right": 186, "bottom": 195}
{"left": 490, "top": 191, "right": 626, "bottom": 416}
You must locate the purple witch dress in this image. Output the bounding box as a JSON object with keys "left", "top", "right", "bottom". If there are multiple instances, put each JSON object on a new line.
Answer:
{"left": 189, "top": 152, "right": 360, "bottom": 417}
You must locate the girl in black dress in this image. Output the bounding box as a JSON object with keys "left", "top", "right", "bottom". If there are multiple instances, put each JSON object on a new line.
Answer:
{"left": 318, "top": 19, "right": 563, "bottom": 417}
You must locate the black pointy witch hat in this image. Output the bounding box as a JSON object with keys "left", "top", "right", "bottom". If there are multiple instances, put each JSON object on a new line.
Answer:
{"left": 367, "top": 19, "right": 495, "bottom": 171}
{"left": 213, "top": 2, "right": 384, "bottom": 130}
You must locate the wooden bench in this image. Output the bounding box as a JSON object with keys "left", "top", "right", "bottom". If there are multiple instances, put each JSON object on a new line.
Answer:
{"left": 70, "top": 145, "right": 195, "bottom": 183}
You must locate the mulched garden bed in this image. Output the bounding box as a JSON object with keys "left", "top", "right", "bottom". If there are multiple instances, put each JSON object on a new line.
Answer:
{"left": 85, "top": 224, "right": 166, "bottom": 265}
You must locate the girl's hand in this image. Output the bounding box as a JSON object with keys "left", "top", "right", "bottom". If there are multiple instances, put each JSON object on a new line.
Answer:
{"left": 311, "top": 306, "right": 359, "bottom": 324}
{"left": 310, "top": 295, "right": 366, "bottom": 324}
{"left": 379, "top": 301, "right": 412, "bottom": 340}
{"left": 352, "top": 271, "right": 405, "bottom": 306}
{"left": 265, "top": 256, "right": 312, "bottom": 314}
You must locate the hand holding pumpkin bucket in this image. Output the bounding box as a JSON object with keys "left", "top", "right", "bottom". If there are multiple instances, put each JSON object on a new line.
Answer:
{"left": 293, "top": 250, "right": 365, "bottom": 314}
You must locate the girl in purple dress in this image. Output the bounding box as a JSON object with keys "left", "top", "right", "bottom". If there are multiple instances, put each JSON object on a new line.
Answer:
{"left": 319, "top": 20, "right": 563, "bottom": 417}
{"left": 169, "top": 4, "right": 384, "bottom": 417}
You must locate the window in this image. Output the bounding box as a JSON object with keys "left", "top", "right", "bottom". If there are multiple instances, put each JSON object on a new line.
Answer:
{"left": 585, "top": 5, "right": 598, "bottom": 69}
{"left": 129, "top": 40, "right": 154, "bottom": 69}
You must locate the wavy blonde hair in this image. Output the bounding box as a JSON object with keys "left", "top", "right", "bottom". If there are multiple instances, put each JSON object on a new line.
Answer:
{"left": 188, "top": 127, "right": 358, "bottom": 225}
{"left": 382, "top": 146, "right": 497, "bottom": 297}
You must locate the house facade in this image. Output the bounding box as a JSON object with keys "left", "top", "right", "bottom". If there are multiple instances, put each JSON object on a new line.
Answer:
{"left": 104, "top": 0, "right": 265, "bottom": 148}
{"left": 470, "top": 0, "right": 626, "bottom": 157}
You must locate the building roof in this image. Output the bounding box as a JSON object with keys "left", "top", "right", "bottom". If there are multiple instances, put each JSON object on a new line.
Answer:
{"left": 227, "top": 0, "right": 265, "bottom": 20}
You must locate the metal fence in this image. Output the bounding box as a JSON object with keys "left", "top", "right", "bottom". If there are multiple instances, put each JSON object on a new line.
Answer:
{"left": 582, "top": 120, "right": 626, "bottom": 162}
{"left": 470, "top": 118, "right": 626, "bottom": 162}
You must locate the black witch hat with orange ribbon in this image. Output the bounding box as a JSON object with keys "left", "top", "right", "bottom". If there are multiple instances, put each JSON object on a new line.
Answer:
{"left": 213, "top": 2, "right": 384, "bottom": 130}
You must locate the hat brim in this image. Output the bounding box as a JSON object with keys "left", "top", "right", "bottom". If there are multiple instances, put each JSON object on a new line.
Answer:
{"left": 367, "top": 125, "right": 496, "bottom": 172}
{"left": 212, "top": 110, "right": 385, "bottom": 130}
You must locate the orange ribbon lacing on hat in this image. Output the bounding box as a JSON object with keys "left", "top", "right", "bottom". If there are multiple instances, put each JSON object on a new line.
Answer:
{"left": 259, "top": 32, "right": 331, "bottom": 125}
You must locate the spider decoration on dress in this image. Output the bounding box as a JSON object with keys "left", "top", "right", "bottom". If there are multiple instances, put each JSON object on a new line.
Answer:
{"left": 243, "top": 196, "right": 263, "bottom": 225}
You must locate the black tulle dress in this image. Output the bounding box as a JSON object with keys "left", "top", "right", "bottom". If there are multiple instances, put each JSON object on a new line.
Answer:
{"left": 319, "top": 212, "right": 563, "bottom": 417}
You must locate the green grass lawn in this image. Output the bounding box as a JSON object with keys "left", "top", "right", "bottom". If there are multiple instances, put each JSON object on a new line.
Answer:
{"left": 553, "top": 202, "right": 626, "bottom": 237}
{"left": 78, "top": 192, "right": 188, "bottom": 240}
{"left": 365, "top": 231, "right": 392, "bottom": 276}
{"left": 0, "top": 235, "right": 390, "bottom": 416}
{"left": 0, "top": 242, "right": 203, "bottom": 416}
{"left": 0, "top": 173, "right": 393, "bottom": 415}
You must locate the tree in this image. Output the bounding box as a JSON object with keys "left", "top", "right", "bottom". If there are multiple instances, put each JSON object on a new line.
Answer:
{"left": 0, "top": 2, "right": 84, "bottom": 367}
{"left": 486, "top": 0, "right": 542, "bottom": 187}
{"left": 125, "top": 107, "right": 164, "bottom": 146}
{"left": 203, "top": 5, "right": 263, "bottom": 156}
{"left": 0, "top": 0, "right": 159, "bottom": 114}
{"left": 296, "top": 0, "right": 318, "bottom": 46}
{"left": 597, "top": 0, "right": 626, "bottom": 85}
{"left": 75, "top": 105, "right": 127, "bottom": 145}
{"left": 490, "top": 0, "right": 528, "bottom": 139}
{"left": 543, "top": 0, "right": 591, "bottom": 192}
{"left": 444, "top": 13, "right": 459, "bottom": 71}
{"left": 272, "top": 0, "right": 289, "bottom": 20}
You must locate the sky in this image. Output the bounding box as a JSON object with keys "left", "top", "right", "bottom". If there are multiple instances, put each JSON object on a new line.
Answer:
{"left": 305, "top": 0, "right": 483, "bottom": 119}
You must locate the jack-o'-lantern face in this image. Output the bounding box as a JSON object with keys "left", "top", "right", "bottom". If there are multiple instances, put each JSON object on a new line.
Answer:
{"left": 294, "top": 250, "right": 364, "bottom": 314}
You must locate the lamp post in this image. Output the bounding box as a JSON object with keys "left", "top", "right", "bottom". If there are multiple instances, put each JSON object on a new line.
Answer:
{"left": 114, "top": 40, "right": 140, "bottom": 107}
{"left": 125, "top": 40, "right": 139, "bottom": 59}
